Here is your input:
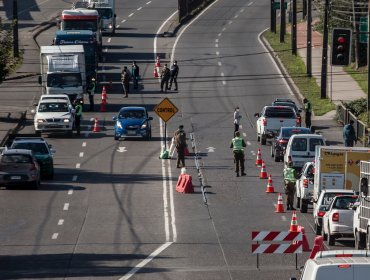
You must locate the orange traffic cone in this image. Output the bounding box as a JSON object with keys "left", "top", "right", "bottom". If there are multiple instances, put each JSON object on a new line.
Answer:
{"left": 259, "top": 161, "right": 268, "bottom": 179}
{"left": 265, "top": 174, "right": 275, "bottom": 193}
{"left": 275, "top": 193, "right": 285, "bottom": 213}
{"left": 153, "top": 66, "right": 159, "bottom": 78}
{"left": 155, "top": 56, "right": 161, "bottom": 67}
{"left": 256, "top": 148, "right": 262, "bottom": 166}
{"left": 299, "top": 226, "right": 311, "bottom": 251}
{"left": 93, "top": 118, "right": 100, "bottom": 132}
{"left": 101, "top": 86, "right": 107, "bottom": 104}
{"left": 289, "top": 211, "right": 299, "bottom": 232}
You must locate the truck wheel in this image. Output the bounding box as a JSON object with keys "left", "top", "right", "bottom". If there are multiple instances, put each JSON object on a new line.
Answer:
{"left": 296, "top": 197, "right": 301, "bottom": 209}
{"left": 328, "top": 229, "right": 335, "bottom": 246}
{"left": 35, "top": 131, "right": 41, "bottom": 137}
{"left": 261, "top": 135, "right": 266, "bottom": 145}
{"left": 355, "top": 231, "right": 365, "bottom": 250}
{"left": 300, "top": 200, "right": 308, "bottom": 213}
{"left": 315, "top": 223, "right": 321, "bottom": 235}
{"left": 274, "top": 152, "right": 280, "bottom": 162}
{"left": 114, "top": 136, "right": 119, "bottom": 141}
{"left": 257, "top": 133, "right": 260, "bottom": 142}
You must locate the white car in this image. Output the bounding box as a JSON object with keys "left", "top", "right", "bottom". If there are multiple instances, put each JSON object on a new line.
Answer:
{"left": 39, "top": 94, "right": 72, "bottom": 106}
{"left": 313, "top": 189, "right": 355, "bottom": 235}
{"left": 322, "top": 195, "right": 358, "bottom": 246}
{"left": 296, "top": 161, "right": 314, "bottom": 213}
{"left": 33, "top": 98, "right": 75, "bottom": 136}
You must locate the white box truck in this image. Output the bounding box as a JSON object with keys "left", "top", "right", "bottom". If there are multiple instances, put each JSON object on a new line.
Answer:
{"left": 39, "top": 45, "right": 86, "bottom": 101}
{"left": 88, "top": 0, "right": 116, "bottom": 34}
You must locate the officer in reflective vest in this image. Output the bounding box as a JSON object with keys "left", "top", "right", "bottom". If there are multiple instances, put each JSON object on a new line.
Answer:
{"left": 283, "top": 161, "right": 298, "bottom": 210}
{"left": 74, "top": 99, "right": 83, "bottom": 136}
{"left": 303, "top": 98, "right": 312, "bottom": 129}
{"left": 230, "top": 131, "right": 247, "bottom": 177}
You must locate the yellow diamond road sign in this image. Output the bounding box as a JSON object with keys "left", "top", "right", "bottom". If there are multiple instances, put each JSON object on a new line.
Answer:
{"left": 153, "top": 97, "right": 178, "bottom": 123}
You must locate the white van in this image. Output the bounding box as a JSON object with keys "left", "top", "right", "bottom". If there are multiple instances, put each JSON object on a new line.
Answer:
{"left": 290, "top": 250, "right": 370, "bottom": 280}
{"left": 284, "top": 134, "right": 326, "bottom": 169}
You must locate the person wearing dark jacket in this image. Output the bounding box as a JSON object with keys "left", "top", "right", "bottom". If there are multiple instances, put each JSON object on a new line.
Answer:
{"left": 343, "top": 120, "right": 356, "bottom": 147}
{"left": 160, "top": 64, "right": 170, "bottom": 93}
{"left": 131, "top": 61, "right": 140, "bottom": 89}
{"left": 168, "top": 60, "right": 179, "bottom": 91}
{"left": 230, "top": 131, "right": 247, "bottom": 177}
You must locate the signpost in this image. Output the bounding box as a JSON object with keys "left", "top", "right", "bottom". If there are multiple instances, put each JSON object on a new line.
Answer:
{"left": 360, "top": 17, "right": 368, "bottom": 44}
{"left": 153, "top": 97, "right": 179, "bottom": 148}
{"left": 272, "top": 2, "right": 287, "bottom": 9}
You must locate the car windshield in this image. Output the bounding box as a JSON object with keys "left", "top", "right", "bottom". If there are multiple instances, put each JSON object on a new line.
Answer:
{"left": 47, "top": 73, "right": 82, "bottom": 87}
{"left": 292, "top": 138, "right": 307, "bottom": 151}
{"left": 38, "top": 102, "right": 69, "bottom": 113}
{"left": 63, "top": 20, "right": 98, "bottom": 32}
{"left": 1, "top": 154, "right": 32, "bottom": 164}
{"left": 273, "top": 102, "right": 298, "bottom": 112}
{"left": 119, "top": 110, "right": 145, "bottom": 119}
{"left": 281, "top": 128, "right": 310, "bottom": 138}
{"left": 97, "top": 8, "right": 113, "bottom": 19}
{"left": 310, "top": 138, "right": 324, "bottom": 151}
{"left": 265, "top": 107, "right": 295, "bottom": 118}
{"left": 332, "top": 197, "right": 357, "bottom": 210}
{"left": 322, "top": 193, "right": 351, "bottom": 206}
{"left": 12, "top": 143, "right": 48, "bottom": 155}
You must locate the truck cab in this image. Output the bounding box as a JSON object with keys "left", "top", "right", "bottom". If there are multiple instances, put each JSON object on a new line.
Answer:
{"left": 88, "top": 0, "right": 116, "bottom": 34}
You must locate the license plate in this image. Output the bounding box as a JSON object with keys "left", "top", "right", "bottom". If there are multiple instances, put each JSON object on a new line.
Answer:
{"left": 127, "top": 130, "right": 136, "bottom": 135}
{"left": 11, "top": 176, "right": 21, "bottom": 180}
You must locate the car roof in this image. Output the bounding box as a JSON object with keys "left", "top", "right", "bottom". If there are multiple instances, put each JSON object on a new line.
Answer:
{"left": 40, "top": 94, "right": 69, "bottom": 99}
{"left": 2, "top": 149, "right": 33, "bottom": 155}
{"left": 274, "top": 98, "right": 295, "bottom": 103}
{"left": 313, "top": 250, "right": 370, "bottom": 265}
{"left": 38, "top": 98, "right": 70, "bottom": 104}
{"left": 120, "top": 106, "right": 146, "bottom": 111}
{"left": 12, "top": 137, "right": 47, "bottom": 143}
{"left": 322, "top": 189, "right": 355, "bottom": 194}
{"left": 290, "top": 134, "right": 325, "bottom": 138}
{"left": 281, "top": 127, "right": 310, "bottom": 131}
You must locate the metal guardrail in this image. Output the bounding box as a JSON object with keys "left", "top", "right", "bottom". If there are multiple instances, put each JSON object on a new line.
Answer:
{"left": 337, "top": 103, "right": 368, "bottom": 146}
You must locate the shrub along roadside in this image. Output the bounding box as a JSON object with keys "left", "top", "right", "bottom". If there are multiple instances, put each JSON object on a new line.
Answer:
{"left": 263, "top": 28, "right": 335, "bottom": 116}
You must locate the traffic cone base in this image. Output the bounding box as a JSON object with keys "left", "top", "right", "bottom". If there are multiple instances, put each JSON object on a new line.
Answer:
{"left": 275, "top": 193, "right": 285, "bottom": 213}
{"left": 265, "top": 174, "right": 275, "bottom": 193}
{"left": 256, "top": 148, "right": 263, "bottom": 166}
{"left": 289, "top": 211, "right": 299, "bottom": 232}
{"left": 259, "top": 161, "right": 268, "bottom": 179}
{"left": 153, "top": 67, "right": 159, "bottom": 78}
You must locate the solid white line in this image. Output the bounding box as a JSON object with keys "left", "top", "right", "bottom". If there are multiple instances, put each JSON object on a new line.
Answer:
{"left": 215, "top": 44, "right": 218, "bottom": 48}
{"left": 76, "top": 163, "right": 81, "bottom": 169}
{"left": 108, "top": 38, "right": 111, "bottom": 43}
{"left": 128, "top": 13, "right": 134, "bottom": 17}
{"left": 82, "top": 142, "right": 86, "bottom": 147}
{"left": 216, "top": 51, "right": 220, "bottom": 56}
{"left": 52, "top": 233, "right": 59, "bottom": 239}
{"left": 168, "top": 156, "right": 177, "bottom": 242}
{"left": 121, "top": 19, "right": 126, "bottom": 23}
{"left": 215, "top": 39, "right": 219, "bottom": 43}
{"left": 218, "top": 33, "right": 222, "bottom": 37}
{"left": 218, "top": 61, "right": 222, "bottom": 66}
{"left": 79, "top": 152, "right": 84, "bottom": 158}
{"left": 146, "top": 1, "right": 151, "bottom": 4}
{"left": 63, "top": 203, "right": 69, "bottom": 211}
{"left": 72, "top": 175, "right": 77, "bottom": 182}
{"left": 137, "top": 7, "right": 142, "bottom": 10}
{"left": 221, "top": 72, "right": 225, "bottom": 76}
{"left": 243, "top": 133, "right": 247, "bottom": 137}
{"left": 68, "top": 189, "right": 73, "bottom": 195}
{"left": 58, "top": 219, "right": 64, "bottom": 225}
{"left": 119, "top": 242, "right": 172, "bottom": 280}
{"left": 222, "top": 81, "right": 226, "bottom": 85}
{"left": 247, "top": 141, "right": 251, "bottom": 145}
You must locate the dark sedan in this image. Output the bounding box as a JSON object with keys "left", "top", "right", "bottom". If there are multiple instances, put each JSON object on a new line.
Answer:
{"left": 270, "top": 127, "right": 311, "bottom": 162}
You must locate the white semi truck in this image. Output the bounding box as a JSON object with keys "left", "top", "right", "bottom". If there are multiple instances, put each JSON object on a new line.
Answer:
{"left": 88, "top": 0, "right": 116, "bottom": 34}
{"left": 39, "top": 45, "right": 86, "bottom": 101}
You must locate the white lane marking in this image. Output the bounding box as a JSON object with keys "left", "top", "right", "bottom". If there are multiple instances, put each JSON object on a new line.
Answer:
{"left": 146, "top": 1, "right": 151, "bottom": 4}
{"left": 251, "top": 151, "right": 256, "bottom": 156}
{"left": 222, "top": 81, "right": 226, "bottom": 85}
{"left": 117, "top": 147, "right": 127, "bottom": 153}
{"left": 117, "top": 24, "right": 120, "bottom": 28}
{"left": 119, "top": 242, "right": 172, "bottom": 280}
{"left": 222, "top": 27, "right": 226, "bottom": 31}
{"left": 76, "top": 163, "right": 81, "bottom": 169}
{"left": 121, "top": 19, "right": 126, "bottom": 23}
{"left": 218, "top": 61, "right": 222, "bottom": 66}
{"left": 229, "top": 20, "right": 233, "bottom": 25}
{"left": 137, "top": 7, "right": 142, "bottom": 10}
{"left": 248, "top": 2, "right": 254, "bottom": 6}
{"left": 258, "top": 28, "right": 294, "bottom": 96}
{"left": 68, "top": 189, "right": 73, "bottom": 195}
{"left": 72, "top": 175, "right": 77, "bottom": 182}
{"left": 243, "top": 133, "right": 247, "bottom": 137}
{"left": 215, "top": 39, "right": 219, "bottom": 43}
{"left": 218, "top": 33, "right": 222, "bottom": 36}
{"left": 104, "top": 47, "right": 108, "bottom": 53}
{"left": 108, "top": 38, "right": 111, "bottom": 43}
{"left": 216, "top": 51, "right": 220, "bottom": 56}
{"left": 240, "top": 8, "right": 245, "bottom": 12}
{"left": 128, "top": 13, "right": 134, "bottom": 17}
{"left": 234, "top": 14, "right": 238, "bottom": 19}
{"left": 63, "top": 203, "right": 69, "bottom": 211}
{"left": 79, "top": 152, "right": 84, "bottom": 158}
{"left": 52, "top": 233, "right": 59, "bottom": 239}
{"left": 281, "top": 216, "right": 287, "bottom": 222}
{"left": 215, "top": 44, "right": 218, "bottom": 48}
{"left": 168, "top": 156, "right": 177, "bottom": 242}
{"left": 221, "top": 72, "right": 225, "bottom": 76}
{"left": 58, "top": 219, "right": 64, "bottom": 226}
{"left": 239, "top": 125, "right": 243, "bottom": 129}
{"left": 82, "top": 142, "right": 86, "bottom": 147}
{"left": 247, "top": 141, "right": 251, "bottom": 146}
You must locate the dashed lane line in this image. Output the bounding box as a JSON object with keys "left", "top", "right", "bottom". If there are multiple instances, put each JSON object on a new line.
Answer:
{"left": 121, "top": 19, "right": 126, "bottom": 23}
{"left": 215, "top": 44, "right": 218, "bottom": 48}
{"left": 240, "top": 8, "right": 245, "bottom": 12}
{"left": 216, "top": 51, "right": 219, "bottom": 56}
{"left": 246, "top": 141, "right": 251, "bottom": 145}
{"left": 234, "top": 14, "right": 238, "bottom": 19}
{"left": 108, "top": 38, "right": 111, "bottom": 43}
{"left": 281, "top": 216, "right": 287, "bottom": 222}
{"left": 218, "top": 61, "right": 222, "bottom": 66}
{"left": 137, "top": 6, "right": 142, "bottom": 10}
{"left": 117, "top": 24, "right": 120, "bottom": 28}
{"left": 248, "top": 1, "right": 254, "bottom": 6}
{"left": 63, "top": 203, "right": 69, "bottom": 211}
{"left": 146, "top": 1, "right": 151, "bottom": 4}
{"left": 228, "top": 20, "right": 233, "bottom": 25}
{"left": 128, "top": 13, "right": 134, "bottom": 17}
{"left": 221, "top": 72, "right": 225, "bottom": 76}
{"left": 68, "top": 189, "right": 74, "bottom": 195}
{"left": 218, "top": 33, "right": 222, "bottom": 36}
{"left": 52, "top": 233, "right": 59, "bottom": 239}
{"left": 82, "top": 142, "right": 86, "bottom": 147}
{"left": 222, "top": 81, "right": 226, "bottom": 85}
{"left": 215, "top": 38, "right": 219, "bottom": 43}
{"left": 222, "top": 27, "right": 226, "bottom": 31}
{"left": 76, "top": 163, "right": 81, "bottom": 169}
{"left": 243, "top": 133, "right": 247, "bottom": 137}
{"left": 58, "top": 219, "right": 64, "bottom": 225}
{"left": 79, "top": 152, "right": 84, "bottom": 158}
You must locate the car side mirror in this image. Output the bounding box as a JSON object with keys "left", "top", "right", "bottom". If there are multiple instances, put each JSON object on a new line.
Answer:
{"left": 290, "top": 278, "right": 297, "bottom": 280}
{"left": 298, "top": 109, "right": 302, "bottom": 113}
{"left": 114, "top": 14, "right": 117, "bottom": 17}
{"left": 148, "top": 117, "right": 153, "bottom": 120}
{"left": 254, "top": 113, "right": 260, "bottom": 118}
{"left": 56, "top": 17, "right": 61, "bottom": 28}
{"left": 112, "top": 116, "right": 117, "bottom": 121}
{"left": 31, "top": 109, "right": 36, "bottom": 114}
{"left": 50, "top": 148, "right": 56, "bottom": 154}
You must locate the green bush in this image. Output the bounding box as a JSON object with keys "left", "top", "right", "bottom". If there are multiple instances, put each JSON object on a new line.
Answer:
{"left": 343, "top": 98, "right": 367, "bottom": 117}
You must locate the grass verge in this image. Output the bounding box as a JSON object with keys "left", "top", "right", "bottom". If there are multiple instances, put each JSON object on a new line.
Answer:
{"left": 263, "top": 28, "right": 335, "bottom": 116}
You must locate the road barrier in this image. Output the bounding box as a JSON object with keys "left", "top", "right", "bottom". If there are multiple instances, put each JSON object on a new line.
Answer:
{"left": 178, "top": 0, "right": 215, "bottom": 23}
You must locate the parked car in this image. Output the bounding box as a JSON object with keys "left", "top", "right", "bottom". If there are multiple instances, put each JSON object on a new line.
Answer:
{"left": 39, "top": 94, "right": 72, "bottom": 107}
{"left": 284, "top": 134, "right": 326, "bottom": 170}
{"left": 113, "top": 106, "right": 153, "bottom": 140}
{"left": 290, "top": 250, "right": 370, "bottom": 280}
{"left": 271, "top": 127, "right": 311, "bottom": 162}
{"left": 33, "top": 98, "right": 75, "bottom": 137}
{"left": 0, "top": 148, "right": 41, "bottom": 189}
{"left": 313, "top": 189, "right": 355, "bottom": 235}
{"left": 322, "top": 195, "right": 358, "bottom": 246}
{"left": 255, "top": 106, "right": 299, "bottom": 145}
{"left": 272, "top": 99, "right": 302, "bottom": 126}
{"left": 10, "top": 137, "right": 55, "bottom": 179}
{"left": 296, "top": 161, "right": 315, "bottom": 213}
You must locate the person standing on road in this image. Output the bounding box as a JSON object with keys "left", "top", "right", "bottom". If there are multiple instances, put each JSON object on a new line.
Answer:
{"left": 87, "top": 77, "right": 96, "bottom": 112}
{"left": 303, "top": 98, "right": 312, "bottom": 129}
{"left": 131, "top": 61, "right": 140, "bottom": 90}
{"left": 174, "top": 125, "right": 186, "bottom": 168}
{"left": 160, "top": 64, "right": 170, "bottom": 93}
{"left": 121, "top": 66, "right": 130, "bottom": 98}
{"left": 283, "top": 161, "right": 297, "bottom": 210}
{"left": 234, "top": 107, "right": 242, "bottom": 134}
{"left": 343, "top": 120, "right": 357, "bottom": 147}
{"left": 168, "top": 60, "right": 179, "bottom": 91}
{"left": 74, "top": 99, "right": 83, "bottom": 136}
{"left": 230, "top": 131, "right": 247, "bottom": 177}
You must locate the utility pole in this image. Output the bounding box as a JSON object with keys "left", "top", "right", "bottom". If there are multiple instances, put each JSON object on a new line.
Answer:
{"left": 271, "top": 0, "right": 276, "bottom": 33}
{"left": 368, "top": 0, "right": 370, "bottom": 124}
{"left": 280, "top": 0, "right": 286, "bottom": 42}
{"left": 306, "top": 0, "right": 312, "bottom": 76}
{"left": 13, "top": 0, "right": 19, "bottom": 58}
{"left": 320, "top": 0, "right": 329, "bottom": 99}
{"left": 291, "top": 0, "right": 297, "bottom": 55}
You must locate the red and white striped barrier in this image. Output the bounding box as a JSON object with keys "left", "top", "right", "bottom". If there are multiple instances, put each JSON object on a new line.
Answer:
{"left": 252, "top": 243, "right": 302, "bottom": 254}
{"left": 252, "top": 231, "right": 302, "bottom": 242}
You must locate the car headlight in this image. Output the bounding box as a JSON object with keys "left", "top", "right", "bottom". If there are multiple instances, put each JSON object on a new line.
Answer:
{"left": 109, "top": 24, "right": 113, "bottom": 29}
{"left": 37, "top": 119, "right": 46, "bottom": 123}
{"left": 63, "top": 119, "right": 70, "bottom": 123}
{"left": 117, "top": 121, "right": 122, "bottom": 129}
{"left": 141, "top": 123, "right": 147, "bottom": 129}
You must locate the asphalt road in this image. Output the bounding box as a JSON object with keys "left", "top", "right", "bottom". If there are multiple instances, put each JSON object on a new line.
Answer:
{"left": 0, "top": 0, "right": 355, "bottom": 279}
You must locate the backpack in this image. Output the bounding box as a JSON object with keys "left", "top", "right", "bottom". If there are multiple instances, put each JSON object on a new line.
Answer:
{"left": 175, "top": 131, "right": 186, "bottom": 147}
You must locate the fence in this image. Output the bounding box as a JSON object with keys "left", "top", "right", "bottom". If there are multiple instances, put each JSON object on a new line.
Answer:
{"left": 178, "top": 0, "right": 214, "bottom": 23}
{"left": 337, "top": 102, "right": 368, "bottom": 146}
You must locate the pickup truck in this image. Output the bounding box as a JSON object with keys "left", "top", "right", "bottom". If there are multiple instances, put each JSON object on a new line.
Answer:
{"left": 255, "top": 106, "right": 299, "bottom": 145}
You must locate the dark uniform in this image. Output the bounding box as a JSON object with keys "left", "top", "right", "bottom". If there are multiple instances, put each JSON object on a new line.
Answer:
{"left": 343, "top": 120, "right": 356, "bottom": 147}
{"left": 74, "top": 100, "right": 83, "bottom": 136}
{"left": 131, "top": 61, "right": 140, "bottom": 89}
{"left": 174, "top": 125, "right": 186, "bottom": 168}
{"left": 283, "top": 162, "right": 297, "bottom": 210}
{"left": 168, "top": 61, "right": 179, "bottom": 91}
{"left": 303, "top": 98, "right": 312, "bottom": 129}
{"left": 160, "top": 64, "right": 170, "bottom": 92}
{"left": 87, "top": 77, "right": 96, "bottom": 111}
{"left": 121, "top": 67, "right": 130, "bottom": 97}
{"left": 230, "top": 131, "right": 247, "bottom": 177}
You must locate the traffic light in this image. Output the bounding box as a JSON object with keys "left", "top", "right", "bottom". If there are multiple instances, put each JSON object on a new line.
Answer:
{"left": 331, "top": 28, "right": 352, "bottom": 66}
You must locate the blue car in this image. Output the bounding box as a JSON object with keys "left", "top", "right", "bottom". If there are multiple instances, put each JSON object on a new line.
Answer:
{"left": 113, "top": 106, "right": 153, "bottom": 140}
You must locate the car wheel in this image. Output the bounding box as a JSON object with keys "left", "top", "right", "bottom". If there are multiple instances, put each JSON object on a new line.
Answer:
{"left": 31, "top": 180, "right": 40, "bottom": 189}
{"left": 300, "top": 199, "right": 308, "bottom": 213}
{"left": 321, "top": 225, "right": 327, "bottom": 241}
{"left": 48, "top": 169, "right": 54, "bottom": 180}
{"left": 35, "top": 131, "right": 41, "bottom": 137}
{"left": 114, "top": 136, "right": 119, "bottom": 141}
{"left": 328, "top": 228, "right": 335, "bottom": 246}
{"left": 274, "top": 151, "right": 280, "bottom": 162}
{"left": 261, "top": 135, "right": 266, "bottom": 145}
{"left": 257, "top": 133, "right": 260, "bottom": 142}
{"left": 355, "top": 230, "right": 365, "bottom": 250}
{"left": 296, "top": 197, "right": 301, "bottom": 209}
{"left": 315, "top": 222, "right": 321, "bottom": 235}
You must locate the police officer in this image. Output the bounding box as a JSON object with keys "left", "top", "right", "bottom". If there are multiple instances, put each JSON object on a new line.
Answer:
{"left": 283, "top": 161, "right": 297, "bottom": 210}
{"left": 74, "top": 98, "right": 83, "bottom": 136}
{"left": 131, "top": 61, "right": 140, "bottom": 89}
{"left": 160, "top": 64, "right": 170, "bottom": 93}
{"left": 121, "top": 66, "right": 130, "bottom": 97}
{"left": 87, "top": 77, "right": 96, "bottom": 111}
{"left": 303, "top": 98, "right": 312, "bottom": 129}
{"left": 168, "top": 60, "right": 179, "bottom": 91}
{"left": 230, "top": 131, "right": 247, "bottom": 177}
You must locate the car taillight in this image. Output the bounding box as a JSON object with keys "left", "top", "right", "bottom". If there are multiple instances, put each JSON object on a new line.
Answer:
{"left": 338, "top": 264, "right": 351, "bottom": 268}
{"left": 262, "top": 118, "right": 267, "bottom": 126}
{"left": 332, "top": 212, "right": 339, "bottom": 222}
{"left": 278, "top": 139, "right": 287, "bottom": 144}
{"left": 317, "top": 211, "right": 325, "bottom": 217}
{"left": 303, "top": 179, "right": 308, "bottom": 188}
{"left": 336, "top": 254, "right": 353, "bottom": 258}
{"left": 296, "top": 117, "right": 301, "bottom": 125}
